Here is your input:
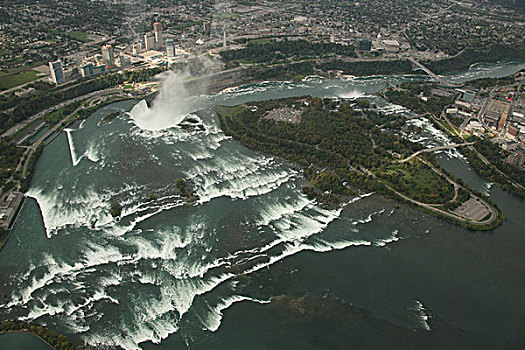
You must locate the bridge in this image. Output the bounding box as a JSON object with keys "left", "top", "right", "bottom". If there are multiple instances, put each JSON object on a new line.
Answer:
{"left": 408, "top": 57, "right": 462, "bottom": 88}
{"left": 399, "top": 142, "right": 475, "bottom": 163}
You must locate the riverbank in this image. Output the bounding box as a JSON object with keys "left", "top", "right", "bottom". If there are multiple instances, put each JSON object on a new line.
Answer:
{"left": 0, "top": 95, "right": 133, "bottom": 249}
{"left": 0, "top": 331, "right": 55, "bottom": 350}
{"left": 0, "top": 322, "right": 78, "bottom": 350}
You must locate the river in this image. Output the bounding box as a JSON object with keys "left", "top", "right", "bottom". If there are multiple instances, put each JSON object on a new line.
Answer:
{"left": 0, "top": 61, "right": 524, "bottom": 349}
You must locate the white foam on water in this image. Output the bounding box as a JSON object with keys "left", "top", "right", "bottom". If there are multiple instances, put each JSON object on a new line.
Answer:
{"left": 483, "top": 182, "right": 494, "bottom": 195}
{"left": 375, "top": 230, "right": 400, "bottom": 247}
{"left": 377, "top": 103, "right": 412, "bottom": 116}
{"left": 242, "top": 237, "right": 372, "bottom": 276}
{"left": 99, "top": 270, "right": 122, "bottom": 287}
{"left": 84, "top": 141, "right": 101, "bottom": 163}
{"left": 203, "top": 295, "right": 271, "bottom": 332}
{"left": 65, "top": 128, "right": 82, "bottom": 166}
{"left": 256, "top": 195, "right": 312, "bottom": 227}
{"left": 405, "top": 117, "right": 454, "bottom": 150}
{"left": 302, "top": 75, "right": 325, "bottom": 82}
{"left": 352, "top": 208, "right": 385, "bottom": 225}
{"left": 81, "top": 242, "right": 129, "bottom": 268}
{"left": 412, "top": 300, "right": 431, "bottom": 331}
{"left": 5, "top": 254, "right": 77, "bottom": 308}
{"left": 338, "top": 90, "right": 365, "bottom": 99}
{"left": 26, "top": 186, "right": 113, "bottom": 237}
{"left": 193, "top": 161, "right": 296, "bottom": 204}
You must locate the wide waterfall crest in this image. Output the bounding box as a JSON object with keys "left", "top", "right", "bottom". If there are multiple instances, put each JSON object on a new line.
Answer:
{"left": 129, "top": 71, "right": 194, "bottom": 131}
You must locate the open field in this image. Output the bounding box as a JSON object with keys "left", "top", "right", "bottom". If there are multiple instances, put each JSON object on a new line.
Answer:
{"left": 0, "top": 70, "right": 41, "bottom": 90}
{"left": 378, "top": 159, "right": 455, "bottom": 204}
{"left": 65, "top": 31, "right": 90, "bottom": 42}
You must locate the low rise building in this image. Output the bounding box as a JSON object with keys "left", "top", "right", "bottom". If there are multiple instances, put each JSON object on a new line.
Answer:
{"left": 0, "top": 192, "right": 24, "bottom": 230}
{"left": 507, "top": 149, "right": 525, "bottom": 168}
{"left": 80, "top": 63, "right": 106, "bottom": 78}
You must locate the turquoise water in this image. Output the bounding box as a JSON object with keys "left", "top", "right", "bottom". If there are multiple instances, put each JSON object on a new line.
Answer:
{"left": 0, "top": 332, "right": 52, "bottom": 350}
{"left": 0, "top": 62, "right": 524, "bottom": 349}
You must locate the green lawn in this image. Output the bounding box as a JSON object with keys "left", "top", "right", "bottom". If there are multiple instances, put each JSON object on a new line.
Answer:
{"left": 236, "top": 58, "right": 256, "bottom": 64}
{"left": 65, "top": 31, "right": 89, "bottom": 42}
{"left": 248, "top": 38, "right": 273, "bottom": 45}
{"left": 46, "top": 30, "right": 90, "bottom": 42}
{"left": 378, "top": 159, "right": 455, "bottom": 204}
{"left": 0, "top": 70, "right": 41, "bottom": 90}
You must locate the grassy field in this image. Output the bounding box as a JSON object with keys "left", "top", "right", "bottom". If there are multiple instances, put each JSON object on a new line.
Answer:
{"left": 65, "top": 31, "right": 89, "bottom": 42}
{"left": 379, "top": 159, "right": 455, "bottom": 204}
{"left": 0, "top": 70, "right": 41, "bottom": 90}
{"left": 249, "top": 38, "right": 273, "bottom": 45}
{"left": 236, "top": 58, "right": 256, "bottom": 64}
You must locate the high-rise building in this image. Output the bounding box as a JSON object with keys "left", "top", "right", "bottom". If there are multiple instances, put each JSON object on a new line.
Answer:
{"left": 132, "top": 43, "right": 142, "bottom": 56}
{"left": 120, "top": 54, "right": 131, "bottom": 68}
{"left": 223, "top": 30, "right": 227, "bottom": 49}
{"left": 203, "top": 22, "right": 211, "bottom": 34}
{"left": 49, "top": 60, "right": 65, "bottom": 84}
{"left": 101, "top": 45, "right": 115, "bottom": 68}
{"left": 154, "top": 22, "right": 163, "bottom": 48}
{"left": 357, "top": 38, "right": 372, "bottom": 52}
{"left": 144, "top": 33, "right": 155, "bottom": 51}
{"left": 166, "top": 39, "right": 175, "bottom": 57}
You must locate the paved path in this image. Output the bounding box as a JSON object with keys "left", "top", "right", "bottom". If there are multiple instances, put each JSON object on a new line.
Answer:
{"left": 399, "top": 142, "right": 475, "bottom": 162}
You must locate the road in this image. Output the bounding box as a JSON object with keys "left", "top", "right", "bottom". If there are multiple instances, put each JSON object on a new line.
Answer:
{"left": 407, "top": 57, "right": 461, "bottom": 88}
{"left": 380, "top": 157, "right": 498, "bottom": 226}
{"left": 1, "top": 88, "right": 122, "bottom": 138}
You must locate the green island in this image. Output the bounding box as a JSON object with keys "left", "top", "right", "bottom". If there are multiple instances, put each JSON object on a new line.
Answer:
{"left": 216, "top": 96, "right": 503, "bottom": 230}
{"left": 99, "top": 111, "right": 121, "bottom": 126}
{"left": 176, "top": 178, "right": 199, "bottom": 204}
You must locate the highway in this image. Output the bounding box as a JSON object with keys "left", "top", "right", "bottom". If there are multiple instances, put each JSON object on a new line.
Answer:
{"left": 1, "top": 88, "right": 122, "bottom": 138}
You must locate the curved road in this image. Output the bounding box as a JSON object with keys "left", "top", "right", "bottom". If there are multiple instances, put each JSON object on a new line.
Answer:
{"left": 399, "top": 142, "right": 475, "bottom": 162}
